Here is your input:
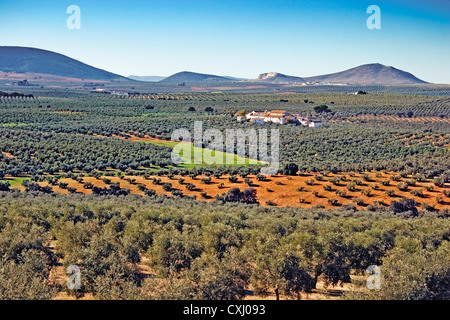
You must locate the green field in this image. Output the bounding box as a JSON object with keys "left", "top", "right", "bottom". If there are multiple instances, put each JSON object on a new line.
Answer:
{"left": 0, "top": 177, "right": 29, "bottom": 187}
{"left": 140, "top": 140, "right": 262, "bottom": 168}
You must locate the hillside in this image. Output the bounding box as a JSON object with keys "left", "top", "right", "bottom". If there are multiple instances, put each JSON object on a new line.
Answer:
{"left": 304, "top": 63, "right": 427, "bottom": 85}
{"left": 159, "top": 71, "right": 233, "bottom": 83}
{"left": 253, "top": 72, "right": 305, "bottom": 83}
{"left": 128, "top": 75, "right": 166, "bottom": 82}
{"left": 0, "top": 46, "right": 128, "bottom": 81}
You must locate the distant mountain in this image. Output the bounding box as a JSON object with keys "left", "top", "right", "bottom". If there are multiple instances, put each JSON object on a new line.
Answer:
{"left": 0, "top": 46, "right": 128, "bottom": 81}
{"left": 0, "top": 47, "right": 429, "bottom": 86}
{"left": 224, "top": 76, "right": 248, "bottom": 81}
{"left": 159, "top": 71, "right": 233, "bottom": 83}
{"left": 304, "top": 63, "right": 427, "bottom": 85}
{"left": 128, "top": 75, "right": 166, "bottom": 82}
{"left": 253, "top": 72, "right": 305, "bottom": 83}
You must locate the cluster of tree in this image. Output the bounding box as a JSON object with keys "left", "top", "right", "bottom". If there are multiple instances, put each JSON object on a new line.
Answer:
{"left": 0, "top": 128, "right": 173, "bottom": 175}
{"left": 91, "top": 183, "right": 130, "bottom": 196}
{"left": 1, "top": 89, "right": 448, "bottom": 181}
{"left": 0, "top": 91, "right": 34, "bottom": 98}
{"left": 215, "top": 187, "right": 258, "bottom": 205}
{"left": 0, "top": 191, "right": 449, "bottom": 300}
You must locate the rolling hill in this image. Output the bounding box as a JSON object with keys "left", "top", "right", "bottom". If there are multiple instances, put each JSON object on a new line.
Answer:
{"left": 304, "top": 63, "right": 427, "bottom": 85}
{"left": 0, "top": 46, "right": 129, "bottom": 81}
{"left": 253, "top": 72, "right": 305, "bottom": 83}
{"left": 128, "top": 75, "right": 166, "bottom": 82}
{"left": 159, "top": 71, "right": 234, "bottom": 83}
{"left": 0, "top": 46, "right": 429, "bottom": 86}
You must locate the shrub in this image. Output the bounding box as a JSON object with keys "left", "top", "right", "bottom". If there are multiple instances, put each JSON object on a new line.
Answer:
{"left": 436, "top": 196, "right": 444, "bottom": 204}
{"left": 433, "top": 176, "right": 445, "bottom": 187}
{"left": 328, "top": 198, "right": 339, "bottom": 206}
{"left": 396, "top": 182, "right": 409, "bottom": 192}
{"left": 335, "top": 189, "right": 346, "bottom": 197}
{"left": 405, "top": 179, "right": 416, "bottom": 187}
{"left": 201, "top": 177, "right": 212, "bottom": 184}
{"left": 382, "top": 180, "right": 391, "bottom": 186}
{"left": 185, "top": 183, "right": 196, "bottom": 191}
{"left": 67, "top": 187, "right": 77, "bottom": 194}
{"left": 422, "top": 202, "right": 435, "bottom": 212}
{"left": 83, "top": 182, "right": 93, "bottom": 189}
{"left": 385, "top": 189, "right": 395, "bottom": 197}
{"left": 265, "top": 200, "right": 276, "bottom": 206}
{"left": 0, "top": 181, "right": 10, "bottom": 191}
{"left": 390, "top": 198, "right": 419, "bottom": 216}
{"left": 256, "top": 174, "right": 266, "bottom": 181}
{"left": 283, "top": 163, "right": 298, "bottom": 176}
{"left": 329, "top": 177, "right": 341, "bottom": 185}
{"left": 58, "top": 182, "right": 68, "bottom": 189}
{"left": 220, "top": 188, "right": 258, "bottom": 204}
{"left": 410, "top": 189, "right": 424, "bottom": 198}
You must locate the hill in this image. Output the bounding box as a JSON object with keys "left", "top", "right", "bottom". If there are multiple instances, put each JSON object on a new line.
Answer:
{"left": 304, "top": 63, "right": 427, "bottom": 85}
{"left": 253, "top": 72, "right": 305, "bottom": 83}
{"left": 159, "top": 71, "right": 233, "bottom": 83}
{"left": 128, "top": 75, "right": 166, "bottom": 82}
{"left": 0, "top": 46, "right": 128, "bottom": 81}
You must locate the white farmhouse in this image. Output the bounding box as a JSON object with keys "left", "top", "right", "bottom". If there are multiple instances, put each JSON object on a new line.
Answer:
{"left": 308, "top": 120, "right": 322, "bottom": 127}
{"left": 246, "top": 111, "right": 266, "bottom": 120}
{"left": 245, "top": 110, "right": 321, "bottom": 127}
{"left": 264, "top": 110, "right": 289, "bottom": 124}
{"left": 111, "top": 90, "right": 129, "bottom": 96}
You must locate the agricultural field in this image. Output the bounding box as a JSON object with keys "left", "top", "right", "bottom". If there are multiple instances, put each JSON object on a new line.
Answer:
{"left": 4, "top": 171, "right": 448, "bottom": 211}
{"left": 1, "top": 86, "right": 449, "bottom": 301}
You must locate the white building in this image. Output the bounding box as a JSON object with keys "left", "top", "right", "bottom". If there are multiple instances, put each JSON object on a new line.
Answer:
{"left": 264, "top": 110, "right": 289, "bottom": 124}
{"left": 111, "top": 90, "right": 129, "bottom": 96}
{"left": 308, "top": 120, "right": 322, "bottom": 128}
{"left": 246, "top": 110, "right": 321, "bottom": 127}
{"left": 246, "top": 111, "right": 266, "bottom": 120}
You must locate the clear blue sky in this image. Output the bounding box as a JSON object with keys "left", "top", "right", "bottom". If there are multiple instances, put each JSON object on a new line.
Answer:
{"left": 0, "top": 0, "right": 449, "bottom": 83}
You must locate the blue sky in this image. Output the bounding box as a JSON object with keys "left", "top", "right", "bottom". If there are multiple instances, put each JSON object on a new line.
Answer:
{"left": 0, "top": 0, "right": 449, "bottom": 83}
